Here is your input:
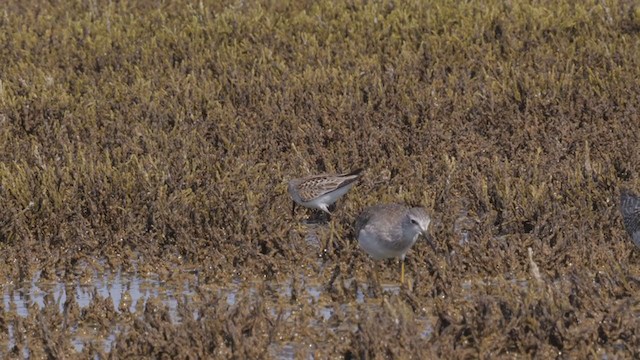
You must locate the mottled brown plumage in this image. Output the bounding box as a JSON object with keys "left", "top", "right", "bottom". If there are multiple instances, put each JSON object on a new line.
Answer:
{"left": 288, "top": 169, "right": 363, "bottom": 215}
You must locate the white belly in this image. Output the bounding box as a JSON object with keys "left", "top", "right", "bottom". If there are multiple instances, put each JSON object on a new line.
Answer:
{"left": 357, "top": 231, "right": 412, "bottom": 260}
{"left": 299, "top": 183, "right": 355, "bottom": 209}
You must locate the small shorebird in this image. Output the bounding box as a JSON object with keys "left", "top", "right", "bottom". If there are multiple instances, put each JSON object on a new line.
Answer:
{"left": 355, "top": 203, "right": 432, "bottom": 284}
{"left": 288, "top": 169, "right": 363, "bottom": 217}
{"left": 620, "top": 189, "right": 640, "bottom": 248}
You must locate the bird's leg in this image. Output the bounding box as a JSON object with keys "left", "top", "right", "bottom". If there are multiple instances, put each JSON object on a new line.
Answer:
{"left": 317, "top": 205, "right": 332, "bottom": 222}
{"left": 291, "top": 202, "right": 297, "bottom": 217}
{"left": 401, "top": 260, "right": 405, "bottom": 285}
{"left": 327, "top": 203, "right": 337, "bottom": 213}
{"left": 307, "top": 209, "right": 327, "bottom": 223}
{"left": 371, "top": 261, "right": 382, "bottom": 297}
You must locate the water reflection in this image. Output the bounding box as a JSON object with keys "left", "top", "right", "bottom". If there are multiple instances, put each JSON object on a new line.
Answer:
{"left": 1, "top": 267, "right": 198, "bottom": 355}
{"left": 3, "top": 269, "right": 197, "bottom": 321}
{"left": 0, "top": 266, "right": 432, "bottom": 358}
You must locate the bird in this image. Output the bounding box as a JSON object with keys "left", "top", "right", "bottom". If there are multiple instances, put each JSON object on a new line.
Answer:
{"left": 620, "top": 188, "right": 640, "bottom": 248}
{"left": 355, "top": 203, "right": 432, "bottom": 284}
{"left": 288, "top": 169, "right": 363, "bottom": 217}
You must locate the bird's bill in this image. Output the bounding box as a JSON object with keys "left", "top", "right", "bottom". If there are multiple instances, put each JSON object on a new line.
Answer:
{"left": 424, "top": 231, "right": 436, "bottom": 251}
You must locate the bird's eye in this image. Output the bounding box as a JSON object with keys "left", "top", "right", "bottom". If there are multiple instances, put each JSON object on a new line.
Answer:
{"left": 410, "top": 218, "right": 418, "bottom": 225}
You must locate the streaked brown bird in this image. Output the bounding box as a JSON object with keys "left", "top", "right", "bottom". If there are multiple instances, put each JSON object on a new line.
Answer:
{"left": 288, "top": 169, "right": 363, "bottom": 216}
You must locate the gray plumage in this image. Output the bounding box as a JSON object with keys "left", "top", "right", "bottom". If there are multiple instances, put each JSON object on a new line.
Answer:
{"left": 355, "top": 203, "right": 431, "bottom": 260}
{"left": 620, "top": 189, "right": 640, "bottom": 248}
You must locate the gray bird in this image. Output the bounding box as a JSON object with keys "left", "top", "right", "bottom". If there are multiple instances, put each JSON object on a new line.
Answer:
{"left": 620, "top": 189, "right": 640, "bottom": 248}
{"left": 355, "top": 203, "right": 432, "bottom": 283}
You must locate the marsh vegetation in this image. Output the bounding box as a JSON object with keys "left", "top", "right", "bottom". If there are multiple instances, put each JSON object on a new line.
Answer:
{"left": 1, "top": 0, "right": 639, "bottom": 357}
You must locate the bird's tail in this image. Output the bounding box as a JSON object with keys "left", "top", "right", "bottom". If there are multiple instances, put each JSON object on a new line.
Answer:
{"left": 344, "top": 168, "right": 364, "bottom": 177}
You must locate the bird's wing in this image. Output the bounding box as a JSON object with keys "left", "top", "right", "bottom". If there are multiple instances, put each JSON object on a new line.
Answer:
{"left": 621, "top": 190, "right": 640, "bottom": 240}
{"left": 355, "top": 206, "right": 376, "bottom": 236}
{"left": 355, "top": 204, "right": 401, "bottom": 242}
{"left": 298, "top": 173, "right": 360, "bottom": 201}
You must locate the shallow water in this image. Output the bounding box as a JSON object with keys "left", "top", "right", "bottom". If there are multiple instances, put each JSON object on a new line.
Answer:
{"left": 1, "top": 268, "right": 196, "bottom": 354}
{"left": 0, "top": 264, "right": 431, "bottom": 358}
